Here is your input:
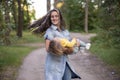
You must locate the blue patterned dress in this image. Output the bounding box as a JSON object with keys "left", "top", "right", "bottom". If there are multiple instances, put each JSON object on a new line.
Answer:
{"left": 44, "top": 25, "right": 81, "bottom": 80}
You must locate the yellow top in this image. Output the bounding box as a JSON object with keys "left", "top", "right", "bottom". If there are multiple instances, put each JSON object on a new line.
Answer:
{"left": 59, "top": 38, "right": 77, "bottom": 47}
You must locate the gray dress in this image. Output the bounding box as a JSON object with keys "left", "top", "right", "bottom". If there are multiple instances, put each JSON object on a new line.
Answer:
{"left": 44, "top": 25, "right": 80, "bottom": 80}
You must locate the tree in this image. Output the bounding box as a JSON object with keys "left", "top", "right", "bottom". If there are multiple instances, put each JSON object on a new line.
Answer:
{"left": 0, "top": 1, "right": 11, "bottom": 45}
{"left": 97, "top": 0, "right": 120, "bottom": 48}
{"left": 0, "top": 0, "right": 35, "bottom": 45}
{"left": 61, "top": 0, "right": 85, "bottom": 31}
{"left": 47, "top": 0, "right": 51, "bottom": 12}
{"left": 54, "top": 0, "right": 57, "bottom": 8}
{"left": 17, "top": 0, "right": 23, "bottom": 37}
{"left": 85, "top": 0, "right": 88, "bottom": 33}
{"left": 12, "top": 0, "right": 18, "bottom": 29}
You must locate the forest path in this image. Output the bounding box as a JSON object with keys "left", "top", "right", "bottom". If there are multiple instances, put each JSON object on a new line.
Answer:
{"left": 16, "top": 33, "right": 114, "bottom": 80}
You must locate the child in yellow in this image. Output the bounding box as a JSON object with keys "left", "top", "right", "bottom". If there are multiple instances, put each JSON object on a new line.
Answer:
{"left": 48, "top": 37, "right": 91, "bottom": 56}
{"left": 57, "top": 38, "right": 77, "bottom": 47}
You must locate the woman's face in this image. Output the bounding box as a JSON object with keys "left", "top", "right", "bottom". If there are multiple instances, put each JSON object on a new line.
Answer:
{"left": 50, "top": 11, "right": 60, "bottom": 26}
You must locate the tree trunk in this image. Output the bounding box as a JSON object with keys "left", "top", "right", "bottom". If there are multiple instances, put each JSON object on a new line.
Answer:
{"left": 12, "top": 0, "right": 18, "bottom": 29}
{"left": 17, "top": 0, "right": 23, "bottom": 37}
{"left": 54, "top": 0, "right": 58, "bottom": 8}
{"left": 26, "top": 1, "right": 30, "bottom": 25}
{"left": 47, "top": 0, "right": 51, "bottom": 12}
{"left": 4, "top": 1, "right": 11, "bottom": 45}
{"left": 85, "top": 0, "right": 88, "bottom": 33}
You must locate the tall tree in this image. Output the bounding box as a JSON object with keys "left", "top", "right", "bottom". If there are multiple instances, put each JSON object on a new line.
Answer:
{"left": 85, "top": 0, "right": 88, "bottom": 33}
{"left": 47, "top": 0, "right": 51, "bottom": 12}
{"left": 97, "top": 0, "right": 120, "bottom": 48}
{"left": 25, "top": 0, "right": 30, "bottom": 25}
{"left": 17, "top": 0, "right": 23, "bottom": 37}
{"left": 12, "top": 0, "right": 18, "bottom": 29}
{"left": 54, "top": 0, "right": 58, "bottom": 8}
{"left": 0, "top": 0, "right": 35, "bottom": 45}
{"left": 4, "top": 1, "right": 11, "bottom": 44}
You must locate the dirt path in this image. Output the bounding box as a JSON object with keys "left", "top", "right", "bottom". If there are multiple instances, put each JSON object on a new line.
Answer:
{"left": 16, "top": 33, "right": 114, "bottom": 80}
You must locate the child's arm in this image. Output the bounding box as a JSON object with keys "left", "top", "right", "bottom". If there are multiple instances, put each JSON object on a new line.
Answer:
{"left": 77, "top": 39, "right": 86, "bottom": 47}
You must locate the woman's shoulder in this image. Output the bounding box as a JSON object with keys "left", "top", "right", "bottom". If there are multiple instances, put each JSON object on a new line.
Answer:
{"left": 44, "top": 27, "right": 54, "bottom": 40}
{"left": 45, "top": 26, "right": 55, "bottom": 35}
{"left": 63, "top": 29, "right": 70, "bottom": 34}
{"left": 46, "top": 26, "right": 53, "bottom": 32}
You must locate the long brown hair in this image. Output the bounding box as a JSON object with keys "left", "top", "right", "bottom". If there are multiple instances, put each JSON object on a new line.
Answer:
{"left": 63, "top": 47, "right": 73, "bottom": 55}
{"left": 48, "top": 40, "right": 64, "bottom": 56}
{"left": 28, "top": 9, "right": 66, "bottom": 35}
{"left": 48, "top": 40, "right": 73, "bottom": 56}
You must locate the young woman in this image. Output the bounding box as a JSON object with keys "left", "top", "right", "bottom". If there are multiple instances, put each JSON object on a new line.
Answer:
{"left": 29, "top": 9, "right": 81, "bottom": 80}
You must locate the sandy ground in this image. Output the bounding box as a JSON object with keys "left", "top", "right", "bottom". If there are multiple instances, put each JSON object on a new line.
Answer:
{"left": 16, "top": 33, "right": 116, "bottom": 80}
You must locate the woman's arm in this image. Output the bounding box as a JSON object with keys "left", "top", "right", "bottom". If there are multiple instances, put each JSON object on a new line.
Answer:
{"left": 45, "top": 39, "right": 50, "bottom": 51}
{"left": 44, "top": 29, "right": 54, "bottom": 52}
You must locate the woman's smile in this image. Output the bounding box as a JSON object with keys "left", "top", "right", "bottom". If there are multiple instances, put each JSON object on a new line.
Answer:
{"left": 51, "top": 11, "right": 60, "bottom": 26}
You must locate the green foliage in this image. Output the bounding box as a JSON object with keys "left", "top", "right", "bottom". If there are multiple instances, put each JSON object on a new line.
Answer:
{"left": 0, "top": 46, "right": 34, "bottom": 68}
{"left": 91, "top": 44, "right": 120, "bottom": 66}
{"left": 0, "top": 30, "right": 43, "bottom": 79}
{"left": 61, "top": 0, "right": 84, "bottom": 31}
{"left": 61, "top": 0, "right": 98, "bottom": 32}
{"left": 95, "top": 0, "right": 120, "bottom": 49}
{"left": 0, "top": 26, "right": 11, "bottom": 45}
{"left": 10, "top": 31, "right": 44, "bottom": 44}
{"left": 0, "top": 0, "right": 36, "bottom": 45}
{"left": 109, "top": 26, "right": 120, "bottom": 48}
{"left": 0, "top": 4, "right": 11, "bottom": 45}
{"left": 23, "top": 6, "right": 36, "bottom": 30}
{"left": 90, "top": 40, "right": 120, "bottom": 71}
{"left": 0, "top": 45, "right": 36, "bottom": 80}
{"left": 90, "top": 0, "right": 120, "bottom": 74}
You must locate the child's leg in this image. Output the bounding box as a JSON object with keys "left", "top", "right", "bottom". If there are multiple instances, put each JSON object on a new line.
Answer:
{"left": 76, "top": 39, "right": 91, "bottom": 50}
{"left": 76, "top": 39, "right": 86, "bottom": 47}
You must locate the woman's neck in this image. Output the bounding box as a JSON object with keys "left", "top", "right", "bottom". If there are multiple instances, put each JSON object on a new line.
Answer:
{"left": 53, "top": 24, "right": 61, "bottom": 31}
{"left": 54, "top": 23, "right": 60, "bottom": 27}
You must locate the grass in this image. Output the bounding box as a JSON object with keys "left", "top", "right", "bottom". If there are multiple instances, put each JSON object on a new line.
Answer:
{"left": 0, "top": 31, "right": 44, "bottom": 69}
{"left": 0, "top": 31, "right": 44, "bottom": 80}
{"left": 0, "top": 46, "right": 35, "bottom": 68}
{"left": 90, "top": 41, "right": 120, "bottom": 73}
{"left": 0, "top": 45, "right": 37, "bottom": 80}
{"left": 10, "top": 31, "right": 44, "bottom": 44}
